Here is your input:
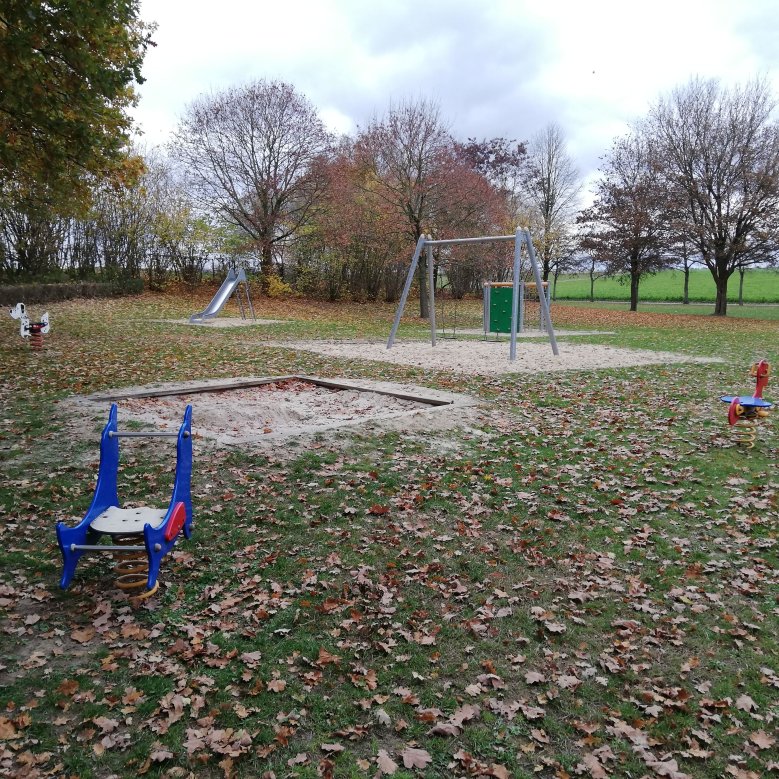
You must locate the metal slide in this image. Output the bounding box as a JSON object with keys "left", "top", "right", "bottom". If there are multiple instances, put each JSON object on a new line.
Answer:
{"left": 189, "top": 268, "right": 249, "bottom": 323}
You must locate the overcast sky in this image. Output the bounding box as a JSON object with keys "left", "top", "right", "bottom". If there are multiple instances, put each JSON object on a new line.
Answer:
{"left": 132, "top": 0, "right": 779, "bottom": 196}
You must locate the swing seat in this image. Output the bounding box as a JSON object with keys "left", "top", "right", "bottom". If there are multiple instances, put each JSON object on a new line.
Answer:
{"left": 56, "top": 404, "right": 193, "bottom": 594}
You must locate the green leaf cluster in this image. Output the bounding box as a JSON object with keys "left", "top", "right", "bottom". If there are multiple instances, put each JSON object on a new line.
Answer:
{"left": 0, "top": 0, "right": 154, "bottom": 214}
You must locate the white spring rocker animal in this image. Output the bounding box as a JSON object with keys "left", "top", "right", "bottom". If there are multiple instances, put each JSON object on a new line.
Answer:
{"left": 10, "top": 302, "right": 50, "bottom": 349}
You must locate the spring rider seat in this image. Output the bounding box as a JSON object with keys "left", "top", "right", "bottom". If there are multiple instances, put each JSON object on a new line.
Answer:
{"left": 56, "top": 403, "right": 193, "bottom": 598}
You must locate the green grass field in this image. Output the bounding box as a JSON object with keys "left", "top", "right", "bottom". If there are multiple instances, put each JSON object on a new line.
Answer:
{"left": 554, "top": 267, "right": 779, "bottom": 303}
{"left": 553, "top": 299, "right": 779, "bottom": 320}
{"left": 0, "top": 294, "right": 777, "bottom": 778}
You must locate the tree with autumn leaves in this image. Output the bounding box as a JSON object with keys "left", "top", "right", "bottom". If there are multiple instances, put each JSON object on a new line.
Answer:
{"left": 0, "top": 0, "right": 154, "bottom": 216}
{"left": 578, "top": 131, "right": 672, "bottom": 312}
{"left": 353, "top": 99, "right": 515, "bottom": 314}
{"left": 290, "top": 138, "right": 410, "bottom": 302}
{"left": 172, "top": 80, "right": 333, "bottom": 295}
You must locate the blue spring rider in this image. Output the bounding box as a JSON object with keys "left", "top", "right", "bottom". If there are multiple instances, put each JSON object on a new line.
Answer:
{"left": 56, "top": 403, "right": 193, "bottom": 598}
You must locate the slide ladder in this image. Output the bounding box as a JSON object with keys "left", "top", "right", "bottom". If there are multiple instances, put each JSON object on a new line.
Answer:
{"left": 56, "top": 404, "right": 193, "bottom": 598}
{"left": 190, "top": 268, "right": 255, "bottom": 323}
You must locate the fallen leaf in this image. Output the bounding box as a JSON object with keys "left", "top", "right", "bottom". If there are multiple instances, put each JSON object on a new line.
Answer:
{"left": 531, "top": 728, "right": 550, "bottom": 743}
{"left": 321, "top": 743, "right": 345, "bottom": 754}
{"left": 377, "top": 749, "right": 398, "bottom": 775}
{"left": 401, "top": 746, "right": 432, "bottom": 769}
{"left": 150, "top": 743, "right": 174, "bottom": 762}
{"left": 57, "top": 679, "right": 79, "bottom": 696}
{"left": 449, "top": 703, "right": 480, "bottom": 727}
{"left": 0, "top": 718, "right": 17, "bottom": 739}
{"left": 317, "top": 648, "right": 341, "bottom": 666}
{"left": 490, "top": 765, "right": 512, "bottom": 779}
{"left": 92, "top": 716, "right": 119, "bottom": 733}
{"left": 579, "top": 753, "right": 609, "bottom": 778}
{"left": 374, "top": 708, "right": 392, "bottom": 726}
{"left": 750, "top": 730, "right": 775, "bottom": 749}
{"left": 71, "top": 627, "right": 96, "bottom": 644}
{"left": 735, "top": 694, "right": 757, "bottom": 712}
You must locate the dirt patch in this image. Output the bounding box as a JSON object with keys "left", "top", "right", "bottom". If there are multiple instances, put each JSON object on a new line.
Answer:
{"left": 269, "top": 338, "right": 720, "bottom": 375}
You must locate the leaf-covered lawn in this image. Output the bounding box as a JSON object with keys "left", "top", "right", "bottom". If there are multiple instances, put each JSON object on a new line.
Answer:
{"left": 1, "top": 293, "right": 777, "bottom": 778}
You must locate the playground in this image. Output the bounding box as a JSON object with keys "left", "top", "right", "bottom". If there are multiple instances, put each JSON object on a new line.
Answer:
{"left": 0, "top": 290, "right": 777, "bottom": 779}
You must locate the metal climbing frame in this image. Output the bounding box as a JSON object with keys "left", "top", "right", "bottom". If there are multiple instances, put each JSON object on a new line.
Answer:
{"left": 387, "top": 228, "right": 559, "bottom": 360}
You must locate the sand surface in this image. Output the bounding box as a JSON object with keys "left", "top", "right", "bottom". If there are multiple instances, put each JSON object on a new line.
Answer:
{"left": 269, "top": 339, "right": 719, "bottom": 375}
{"left": 66, "top": 377, "right": 482, "bottom": 448}
{"left": 60, "top": 337, "right": 718, "bottom": 449}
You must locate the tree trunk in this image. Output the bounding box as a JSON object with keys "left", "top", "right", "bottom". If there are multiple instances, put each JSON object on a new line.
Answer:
{"left": 682, "top": 265, "right": 690, "bottom": 304}
{"left": 589, "top": 270, "right": 596, "bottom": 302}
{"left": 630, "top": 270, "right": 640, "bottom": 312}
{"left": 713, "top": 273, "right": 729, "bottom": 316}
{"left": 738, "top": 268, "right": 745, "bottom": 305}
{"left": 260, "top": 240, "right": 274, "bottom": 295}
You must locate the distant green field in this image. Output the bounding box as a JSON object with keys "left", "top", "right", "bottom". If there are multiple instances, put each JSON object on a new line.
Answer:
{"left": 554, "top": 268, "right": 779, "bottom": 303}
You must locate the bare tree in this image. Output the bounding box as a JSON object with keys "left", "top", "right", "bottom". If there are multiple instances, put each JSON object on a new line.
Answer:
{"left": 522, "top": 123, "right": 581, "bottom": 280}
{"left": 0, "top": 189, "right": 66, "bottom": 278}
{"left": 546, "top": 226, "right": 579, "bottom": 299}
{"left": 171, "top": 79, "right": 332, "bottom": 293}
{"left": 668, "top": 234, "right": 700, "bottom": 305}
{"left": 648, "top": 77, "right": 779, "bottom": 315}
{"left": 579, "top": 130, "right": 671, "bottom": 311}
{"left": 355, "top": 98, "right": 451, "bottom": 318}
{"left": 454, "top": 136, "right": 527, "bottom": 225}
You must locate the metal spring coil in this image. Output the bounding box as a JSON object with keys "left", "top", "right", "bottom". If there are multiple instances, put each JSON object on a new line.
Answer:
{"left": 113, "top": 535, "right": 159, "bottom": 600}
{"left": 732, "top": 417, "right": 757, "bottom": 449}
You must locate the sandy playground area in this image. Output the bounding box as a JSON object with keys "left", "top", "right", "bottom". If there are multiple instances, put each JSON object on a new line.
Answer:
{"left": 62, "top": 338, "right": 718, "bottom": 448}
{"left": 269, "top": 338, "right": 720, "bottom": 376}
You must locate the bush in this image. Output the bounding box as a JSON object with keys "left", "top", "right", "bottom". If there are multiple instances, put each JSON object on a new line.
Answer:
{"left": 265, "top": 275, "right": 295, "bottom": 299}
{"left": 0, "top": 278, "right": 143, "bottom": 305}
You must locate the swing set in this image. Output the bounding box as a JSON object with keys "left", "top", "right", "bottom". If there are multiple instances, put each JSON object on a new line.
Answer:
{"left": 387, "top": 228, "right": 559, "bottom": 360}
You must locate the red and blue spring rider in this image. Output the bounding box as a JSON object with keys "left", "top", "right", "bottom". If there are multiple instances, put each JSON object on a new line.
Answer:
{"left": 56, "top": 403, "right": 193, "bottom": 599}
{"left": 720, "top": 360, "right": 773, "bottom": 448}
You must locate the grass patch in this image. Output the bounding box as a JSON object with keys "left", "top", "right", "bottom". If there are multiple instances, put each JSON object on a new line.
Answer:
{"left": 554, "top": 267, "right": 779, "bottom": 303}
{"left": 0, "top": 292, "right": 777, "bottom": 777}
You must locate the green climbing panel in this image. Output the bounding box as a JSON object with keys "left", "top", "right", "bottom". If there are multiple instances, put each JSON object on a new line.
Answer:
{"left": 488, "top": 286, "right": 515, "bottom": 333}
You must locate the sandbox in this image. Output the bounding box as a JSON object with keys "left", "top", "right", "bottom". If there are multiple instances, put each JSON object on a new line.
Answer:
{"left": 67, "top": 376, "right": 481, "bottom": 447}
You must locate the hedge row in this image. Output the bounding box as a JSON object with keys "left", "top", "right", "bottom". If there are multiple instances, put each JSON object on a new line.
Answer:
{"left": 0, "top": 278, "right": 143, "bottom": 306}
